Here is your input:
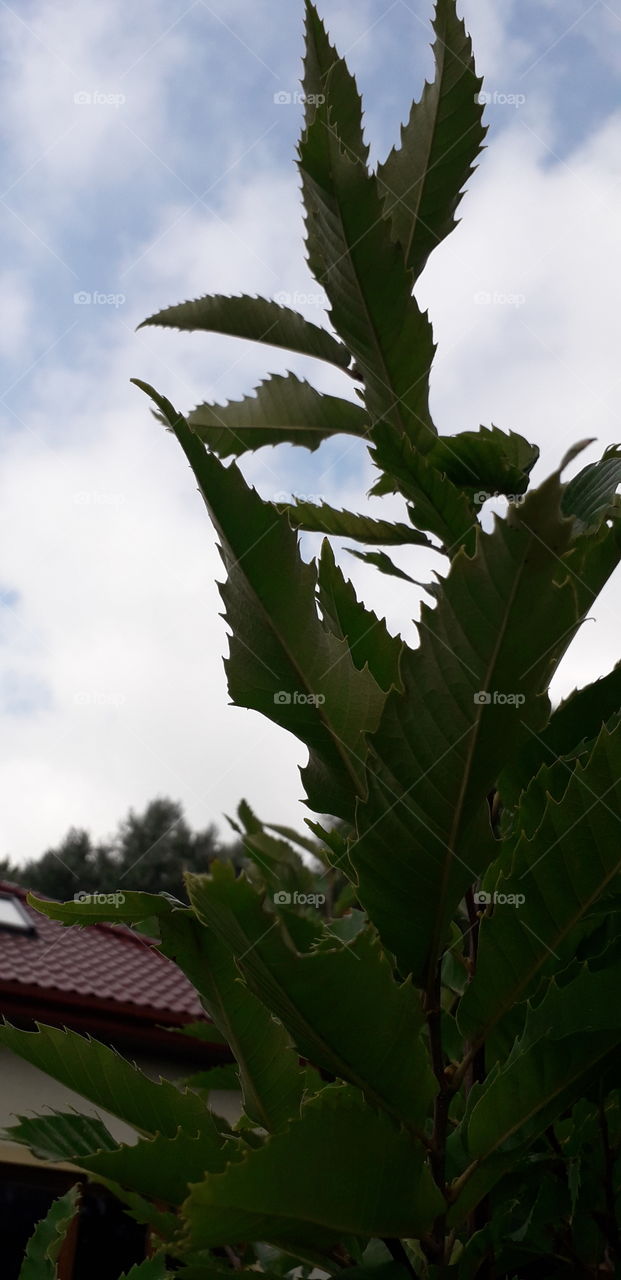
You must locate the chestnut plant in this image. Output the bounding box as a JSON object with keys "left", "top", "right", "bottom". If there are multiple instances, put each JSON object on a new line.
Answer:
{"left": 5, "top": 1, "right": 621, "bottom": 1275}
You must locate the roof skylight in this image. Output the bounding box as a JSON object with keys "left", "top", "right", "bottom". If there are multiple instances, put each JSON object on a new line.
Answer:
{"left": 0, "top": 894, "right": 36, "bottom": 935}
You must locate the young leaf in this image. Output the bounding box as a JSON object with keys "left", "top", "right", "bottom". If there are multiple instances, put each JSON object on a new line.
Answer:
{"left": 302, "top": 0, "right": 368, "bottom": 165}
{"left": 5, "top": 1111, "right": 118, "bottom": 1162}
{"left": 133, "top": 381, "right": 385, "bottom": 820}
{"left": 187, "top": 374, "right": 369, "bottom": 458}
{"left": 318, "top": 540, "right": 403, "bottom": 692}
{"left": 561, "top": 443, "right": 621, "bottom": 535}
{"left": 277, "top": 498, "right": 433, "bottom": 546}
{"left": 181, "top": 1085, "right": 443, "bottom": 1250}
{"left": 299, "top": 83, "right": 437, "bottom": 451}
{"left": 426, "top": 425, "right": 539, "bottom": 497}
{"left": 19, "top": 1185, "right": 80, "bottom": 1280}
{"left": 240, "top": 827, "right": 316, "bottom": 896}
{"left": 138, "top": 294, "right": 351, "bottom": 371}
{"left": 28, "top": 889, "right": 164, "bottom": 927}
{"left": 347, "top": 547, "right": 420, "bottom": 585}
{"left": 566, "top": 515, "right": 621, "bottom": 619}
{"left": 371, "top": 423, "right": 476, "bottom": 555}
{"left": 377, "top": 0, "right": 486, "bottom": 279}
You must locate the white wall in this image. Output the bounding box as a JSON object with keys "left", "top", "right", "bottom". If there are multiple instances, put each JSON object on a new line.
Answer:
{"left": 0, "top": 1044, "right": 241, "bottom": 1159}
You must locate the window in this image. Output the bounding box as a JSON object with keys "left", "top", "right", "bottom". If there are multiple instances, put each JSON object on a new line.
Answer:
{"left": 0, "top": 895, "right": 36, "bottom": 936}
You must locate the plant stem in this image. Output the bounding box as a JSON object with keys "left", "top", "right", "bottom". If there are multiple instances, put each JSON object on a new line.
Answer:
{"left": 462, "top": 887, "right": 492, "bottom": 1271}
{"left": 424, "top": 964, "right": 450, "bottom": 1260}
{"left": 599, "top": 1098, "right": 620, "bottom": 1260}
{"left": 383, "top": 1238, "right": 421, "bottom": 1277}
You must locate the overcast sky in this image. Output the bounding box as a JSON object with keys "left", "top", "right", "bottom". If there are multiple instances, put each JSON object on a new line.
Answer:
{"left": 1, "top": 0, "right": 621, "bottom": 862}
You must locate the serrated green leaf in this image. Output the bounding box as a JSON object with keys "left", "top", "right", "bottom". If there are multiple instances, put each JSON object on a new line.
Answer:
{"left": 184, "top": 1065, "right": 240, "bottom": 1094}
{"left": 34, "top": 884, "right": 302, "bottom": 1134}
{"left": 241, "top": 829, "right": 316, "bottom": 896}
{"left": 120, "top": 1258, "right": 170, "bottom": 1280}
{"left": 458, "top": 718, "right": 621, "bottom": 1044}
{"left": 351, "top": 475, "right": 579, "bottom": 990}
{"left": 377, "top": 0, "right": 486, "bottom": 279}
{"left": 450, "top": 962, "right": 621, "bottom": 1224}
{"left": 234, "top": 803, "right": 320, "bottom": 893}
{"left": 302, "top": 1, "right": 368, "bottom": 165}
{"left": 158, "top": 908, "right": 303, "bottom": 1132}
{"left": 27, "top": 889, "right": 165, "bottom": 927}
{"left": 426, "top": 425, "right": 539, "bottom": 497}
{"left": 562, "top": 444, "right": 621, "bottom": 535}
{"left": 187, "top": 865, "right": 436, "bottom": 1132}
{"left": 264, "top": 820, "right": 324, "bottom": 858}
{"left": 0, "top": 1022, "right": 215, "bottom": 1140}
{"left": 138, "top": 294, "right": 351, "bottom": 371}
{"left": 299, "top": 65, "right": 436, "bottom": 450}
{"left": 564, "top": 512, "right": 621, "bottom": 621}
{"left": 133, "top": 381, "right": 385, "bottom": 820}
{"left": 318, "top": 540, "right": 403, "bottom": 692}
{"left": 347, "top": 546, "right": 419, "bottom": 584}
{"left": 19, "top": 1185, "right": 80, "bottom": 1280}
{"left": 181, "top": 1085, "right": 443, "bottom": 1250}
{"left": 30, "top": 889, "right": 174, "bottom": 928}
{"left": 371, "top": 423, "right": 476, "bottom": 555}
{"left": 4, "top": 1111, "right": 118, "bottom": 1162}
{"left": 187, "top": 374, "right": 369, "bottom": 458}
{"left": 499, "top": 660, "right": 621, "bottom": 808}
{"left": 278, "top": 498, "right": 432, "bottom": 546}
{"left": 80, "top": 1126, "right": 236, "bottom": 1206}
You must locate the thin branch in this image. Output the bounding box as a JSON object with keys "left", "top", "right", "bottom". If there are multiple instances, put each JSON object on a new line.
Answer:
{"left": 599, "top": 1098, "right": 620, "bottom": 1260}
{"left": 383, "top": 1238, "right": 421, "bottom": 1278}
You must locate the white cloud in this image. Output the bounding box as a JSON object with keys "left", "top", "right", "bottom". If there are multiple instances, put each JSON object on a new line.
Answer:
{"left": 1, "top": 0, "right": 621, "bottom": 864}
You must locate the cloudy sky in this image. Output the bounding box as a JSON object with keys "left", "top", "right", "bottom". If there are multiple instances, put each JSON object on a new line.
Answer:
{"left": 1, "top": 0, "right": 621, "bottom": 862}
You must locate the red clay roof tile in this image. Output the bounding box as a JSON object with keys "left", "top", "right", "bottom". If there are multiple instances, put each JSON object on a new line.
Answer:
{"left": 0, "top": 882, "right": 203, "bottom": 1023}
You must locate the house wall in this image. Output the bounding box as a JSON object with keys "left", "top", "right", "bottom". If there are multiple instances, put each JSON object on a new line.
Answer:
{"left": 0, "top": 1045, "right": 241, "bottom": 1151}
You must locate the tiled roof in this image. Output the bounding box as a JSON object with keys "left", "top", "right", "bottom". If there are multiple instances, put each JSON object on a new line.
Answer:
{"left": 0, "top": 882, "right": 204, "bottom": 1024}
